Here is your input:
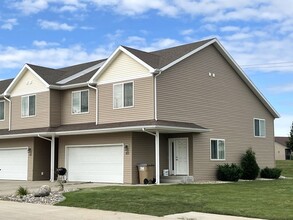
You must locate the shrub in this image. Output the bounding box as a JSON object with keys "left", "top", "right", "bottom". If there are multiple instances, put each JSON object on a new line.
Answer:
{"left": 241, "top": 148, "right": 260, "bottom": 180}
{"left": 260, "top": 167, "right": 282, "bottom": 179}
{"left": 16, "top": 186, "right": 29, "bottom": 197}
{"left": 217, "top": 163, "right": 243, "bottom": 182}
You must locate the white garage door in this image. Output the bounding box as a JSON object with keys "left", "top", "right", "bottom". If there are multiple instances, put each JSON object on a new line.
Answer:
{"left": 0, "top": 148, "right": 28, "bottom": 180}
{"left": 67, "top": 145, "right": 123, "bottom": 183}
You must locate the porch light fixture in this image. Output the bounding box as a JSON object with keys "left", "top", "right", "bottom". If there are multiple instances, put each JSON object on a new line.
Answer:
{"left": 124, "top": 145, "right": 129, "bottom": 155}
{"left": 28, "top": 147, "right": 32, "bottom": 156}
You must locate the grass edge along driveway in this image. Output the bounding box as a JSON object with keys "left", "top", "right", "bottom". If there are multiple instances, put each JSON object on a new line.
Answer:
{"left": 57, "top": 179, "right": 293, "bottom": 220}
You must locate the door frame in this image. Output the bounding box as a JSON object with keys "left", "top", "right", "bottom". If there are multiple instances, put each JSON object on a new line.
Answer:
{"left": 168, "top": 137, "right": 189, "bottom": 176}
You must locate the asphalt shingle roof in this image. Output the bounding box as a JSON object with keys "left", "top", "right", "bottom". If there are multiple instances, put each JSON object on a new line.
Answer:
{"left": 0, "top": 78, "right": 14, "bottom": 94}
{"left": 275, "top": 137, "right": 289, "bottom": 146}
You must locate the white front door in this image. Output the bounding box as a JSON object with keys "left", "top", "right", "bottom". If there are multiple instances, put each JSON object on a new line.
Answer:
{"left": 169, "top": 138, "right": 189, "bottom": 175}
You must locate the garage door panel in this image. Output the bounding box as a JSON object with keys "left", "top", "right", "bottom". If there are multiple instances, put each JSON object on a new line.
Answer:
{"left": 0, "top": 148, "right": 28, "bottom": 180}
{"left": 67, "top": 145, "right": 123, "bottom": 183}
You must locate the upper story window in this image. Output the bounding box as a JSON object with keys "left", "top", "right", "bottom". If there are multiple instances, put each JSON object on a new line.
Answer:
{"left": 113, "top": 82, "right": 134, "bottom": 109}
{"left": 210, "top": 139, "right": 225, "bottom": 160}
{"left": 21, "top": 95, "right": 36, "bottom": 117}
{"left": 254, "top": 118, "right": 266, "bottom": 137}
{"left": 72, "top": 90, "right": 89, "bottom": 114}
{"left": 0, "top": 101, "right": 4, "bottom": 120}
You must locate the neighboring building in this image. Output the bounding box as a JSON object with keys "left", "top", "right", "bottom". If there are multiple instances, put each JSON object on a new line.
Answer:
{"left": 275, "top": 137, "right": 291, "bottom": 160}
{"left": 0, "top": 38, "right": 280, "bottom": 183}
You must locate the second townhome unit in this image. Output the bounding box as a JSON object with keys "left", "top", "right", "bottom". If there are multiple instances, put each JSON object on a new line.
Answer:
{"left": 0, "top": 38, "right": 279, "bottom": 184}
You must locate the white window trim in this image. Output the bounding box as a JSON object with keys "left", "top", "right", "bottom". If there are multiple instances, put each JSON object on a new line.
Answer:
{"left": 21, "top": 94, "right": 36, "bottom": 118}
{"left": 71, "top": 89, "right": 89, "bottom": 115}
{"left": 0, "top": 100, "right": 5, "bottom": 121}
{"left": 113, "top": 81, "right": 134, "bottom": 109}
{"left": 210, "top": 138, "right": 226, "bottom": 161}
{"left": 253, "top": 118, "right": 266, "bottom": 138}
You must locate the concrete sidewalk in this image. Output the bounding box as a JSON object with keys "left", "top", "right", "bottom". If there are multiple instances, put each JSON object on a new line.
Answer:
{"left": 0, "top": 200, "right": 266, "bottom": 220}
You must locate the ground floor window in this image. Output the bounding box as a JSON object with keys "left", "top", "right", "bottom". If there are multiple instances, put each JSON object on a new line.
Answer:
{"left": 210, "top": 139, "right": 225, "bottom": 160}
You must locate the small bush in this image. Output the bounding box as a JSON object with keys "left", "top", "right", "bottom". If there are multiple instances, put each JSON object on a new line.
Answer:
{"left": 217, "top": 163, "right": 243, "bottom": 182}
{"left": 260, "top": 167, "right": 282, "bottom": 179}
{"left": 16, "top": 186, "right": 29, "bottom": 197}
{"left": 241, "top": 148, "right": 260, "bottom": 180}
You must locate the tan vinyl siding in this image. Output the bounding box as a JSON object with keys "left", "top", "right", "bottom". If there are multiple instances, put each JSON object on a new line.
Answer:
{"left": 0, "top": 138, "right": 34, "bottom": 181}
{"left": 11, "top": 92, "right": 50, "bottom": 130}
{"left": 60, "top": 87, "right": 96, "bottom": 125}
{"left": 157, "top": 45, "right": 275, "bottom": 180}
{"left": 50, "top": 89, "right": 61, "bottom": 127}
{"left": 99, "top": 76, "right": 154, "bottom": 124}
{"left": 275, "top": 142, "right": 287, "bottom": 160}
{"left": 132, "top": 132, "right": 155, "bottom": 183}
{"left": 0, "top": 99, "right": 9, "bottom": 129}
{"left": 58, "top": 132, "right": 132, "bottom": 184}
{"left": 33, "top": 137, "right": 51, "bottom": 180}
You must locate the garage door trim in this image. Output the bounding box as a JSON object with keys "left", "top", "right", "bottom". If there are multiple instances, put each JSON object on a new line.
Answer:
{"left": 65, "top": 143, "right": 124, "bottom": 183}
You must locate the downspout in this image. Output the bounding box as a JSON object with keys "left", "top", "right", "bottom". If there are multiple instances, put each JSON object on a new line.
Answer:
{"left": 38, "top": 134, "right": 55, "bottom": 182}
{"left": 88, "top": 83, "right": 98, "bottom": 125}
{"left": 153, "top": 69, "right": 162, "bottom": 121}
{"left": 142, "top": 128, "right": 160, "bottom": 184}
{"left": 3, "top": 96, "right": 11, "bottom": 131}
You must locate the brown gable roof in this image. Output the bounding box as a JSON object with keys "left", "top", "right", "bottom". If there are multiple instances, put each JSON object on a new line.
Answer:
{"left": 0, "top": 78, "right": 14, "bottom": 94}
{"left": 275, "top": 137, "right": 289, "bottom": 146}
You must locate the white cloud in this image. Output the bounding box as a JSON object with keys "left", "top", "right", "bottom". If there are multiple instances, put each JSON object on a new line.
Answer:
{"left": 180, "top": 29, "right": 194, "bottom": 36}
{"left": 1, "top": 18, "right": 18, "bottom": 30}
{"left": 12, "top": 0, "right": 49, "bottom": 15}
{"left": 32, "top": 40, "right": 60, "bottom": 47}
{"left": 38, "top": 20, "right": 75, "bottom": 31}
{"left": 275, "top": 114, "right": 293, "bottom": 136}
{"left": 220, "top": 26, "right": 241, "bottom": 32}
{"left": 269, "top": 84, "right": 293, "bottom": 94}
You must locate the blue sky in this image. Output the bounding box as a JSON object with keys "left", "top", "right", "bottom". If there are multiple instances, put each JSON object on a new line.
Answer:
{"left": 0, "top": 0, "right": 292, "bottom": 136}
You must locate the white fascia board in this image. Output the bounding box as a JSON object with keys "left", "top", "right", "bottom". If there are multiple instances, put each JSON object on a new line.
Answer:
{"left": 213, "top": 39, "right": 280, "bottom": 118}
{"left": 0, "top": 132, "right": 54, "bottom": 139}
{"left": 89, "top": 46, "right": 155, "bottom": 83}
{"left": 3, "top": 64, "right": 50, "bottom": 96}
{"left": 160, "top": 39, "right": 217, "bottom": 72}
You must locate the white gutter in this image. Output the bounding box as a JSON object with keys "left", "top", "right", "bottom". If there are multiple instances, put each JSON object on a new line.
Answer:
{"left": 49, "top": 82, "right": 88, "bottom": 90}
{"left": 3, "top": 96, "right": 11, "bottom": 131}
{"left": 88, "top": 83, "right": 98, "bottom": 125}
{"left": 38, "top": 134, "right": 52, "bottom": 142}
{"left": 152, "top": 69, "right": 162, "bottom": 121}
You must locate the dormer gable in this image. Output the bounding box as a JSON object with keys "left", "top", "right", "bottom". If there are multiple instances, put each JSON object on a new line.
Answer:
{"left": 90, "top": 46, "right": 156, "bottom": 85}
{"left": 4, "top": 64, "right": 49, "bottom": 97}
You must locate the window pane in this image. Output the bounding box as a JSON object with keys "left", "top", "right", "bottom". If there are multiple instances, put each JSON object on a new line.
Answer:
{"left": 81, "top": 91, "right": 88, "bottom": 112}
{"left": 218, "top": 140, "right": 225, "bottom": 159}
{"left": 0, "top": 102, "right": 4, "bottom": 120}
{"left": 211, "top": 140, "right": 217, "bottom": 159}
{"left": 254, "top": 119, "right": 260, "bottom": 136}
{"left": 114, "top": 84, "right": 122, "bottom": 108}
{"left": 72, "top": 92, "right": 80, "bottom": 113}
{"left": 21, "top": 96, "right": 28, "bottom": 117}
{"left": 124, "top": 82, "right": 133, "bottom": 107}
{"left": 29, "top": 95, "right": 35, "bottom": 116}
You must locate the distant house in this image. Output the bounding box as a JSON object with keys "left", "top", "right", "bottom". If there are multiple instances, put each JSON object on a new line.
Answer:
{"left": 275, "top": 137, "right": 291, "bottom": 160}
{"left": 0, "top": 38, "right": 280, "bottom": 183}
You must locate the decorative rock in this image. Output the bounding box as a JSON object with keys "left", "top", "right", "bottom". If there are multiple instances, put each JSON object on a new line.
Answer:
{"left": 34, "top": 185, "right": 51, "bottom": 197}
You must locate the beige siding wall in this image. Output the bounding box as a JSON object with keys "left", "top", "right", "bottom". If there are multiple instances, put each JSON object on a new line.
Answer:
{"left": 132, "top": 132, "right": 155, "bottom": 183}
{"left": 50, "top": 90, "right": 61, "bottom": 127}
{"left": 0, "top": 99, "right": 9, "bottom": 130}
{"left": 10, "top": 69, "right": 49, "bottom": 97}
{"left": 97, "top": 52, "right": 150, "bottom": 85}
{"left": 11, "top": 92, "right": 50, "bottom": 130}
{"left": 0, "top": 138, "right": 34, "bottom": 180}
{"left": 58, "top": 132, "right": 132, "bottom": 183}
{"left": 60, "top": 87, "right": 96, "bottom": 125}
{"left": 157, "top": 45, "right": 275, "bottom": 181}
{"left": 99, "top": 77, "right": 154, "bottom": 124}
{"left": 33, "top": 137, "right": 51, "bottom": 180}
{"left": 275, "top": 142, "right": 286, "bottom": 160}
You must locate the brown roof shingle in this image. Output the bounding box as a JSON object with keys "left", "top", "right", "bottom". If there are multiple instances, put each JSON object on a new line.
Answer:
{"left": 275, "top": 137, "right": 289, "bottom": 146}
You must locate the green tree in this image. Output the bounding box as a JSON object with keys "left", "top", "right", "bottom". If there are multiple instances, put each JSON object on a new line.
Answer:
{"left": 241, "top": 148, "right": 260, "bottom": 180}
{"left": 287, "top": 121, "right": 293, "bottom": 152}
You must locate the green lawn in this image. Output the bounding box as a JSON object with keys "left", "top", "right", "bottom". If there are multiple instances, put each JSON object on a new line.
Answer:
{"left": 276, "top": 160, "right": 293, "bottom": 177}
{"left": 58, "top": 179, "right": 293, "bottom": 220}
